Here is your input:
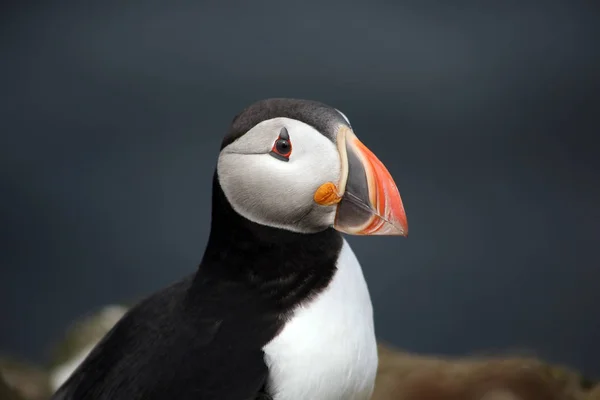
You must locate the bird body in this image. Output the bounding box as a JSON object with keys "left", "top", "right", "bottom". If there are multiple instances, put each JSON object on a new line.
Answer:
{"left": 51, "top": 98, "right": 408, "bottom": 400}
{"left": 263, "top": 239, "right": 377, "bottom": 400}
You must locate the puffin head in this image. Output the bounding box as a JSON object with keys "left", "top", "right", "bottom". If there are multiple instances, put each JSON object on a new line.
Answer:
{"left": 217, "top": 98, "right": 408, "bottom": 236}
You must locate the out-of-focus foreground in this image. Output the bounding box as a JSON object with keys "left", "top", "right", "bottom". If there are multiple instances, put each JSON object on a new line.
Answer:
{"left": 373, "top": 343, "right": 598, "bottom": 400}
{"left": 0, "top": 306, "right": 597, "bottom": 400}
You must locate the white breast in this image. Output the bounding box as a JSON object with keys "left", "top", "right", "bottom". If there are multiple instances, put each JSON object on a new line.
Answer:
{"left": 262, "top": 239, "right": 378, "bottom": 400}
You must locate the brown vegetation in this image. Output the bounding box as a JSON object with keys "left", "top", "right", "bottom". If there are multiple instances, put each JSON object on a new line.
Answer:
{"left": 373, "top": 343, "right": 597, "bottom": 400}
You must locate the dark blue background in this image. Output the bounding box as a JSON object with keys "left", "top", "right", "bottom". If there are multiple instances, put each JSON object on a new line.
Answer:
{"left": 2, "top": 0, "right": 599, "bottom": 376}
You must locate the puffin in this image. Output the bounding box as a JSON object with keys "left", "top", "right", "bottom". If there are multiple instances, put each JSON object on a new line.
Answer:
{"left": 51, "top": 98, "right": 409, "bottom": 400}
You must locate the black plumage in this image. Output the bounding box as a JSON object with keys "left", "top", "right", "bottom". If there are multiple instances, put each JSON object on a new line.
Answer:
{"left": 223, "top": 98, "right": 347, "bottom": 149}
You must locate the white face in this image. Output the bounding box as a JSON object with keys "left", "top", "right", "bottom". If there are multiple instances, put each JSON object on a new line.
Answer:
{"left": 217, "top": 117, "right": 343, "bottom": 233}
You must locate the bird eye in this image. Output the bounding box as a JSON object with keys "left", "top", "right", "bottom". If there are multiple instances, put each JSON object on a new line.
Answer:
{"left": 270, "top": 127, "right": 292, "bottom": 161}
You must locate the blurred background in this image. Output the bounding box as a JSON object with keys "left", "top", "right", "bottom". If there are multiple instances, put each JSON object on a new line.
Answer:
{"left": 1, "top": 0, "right": 599, "bottom": 383}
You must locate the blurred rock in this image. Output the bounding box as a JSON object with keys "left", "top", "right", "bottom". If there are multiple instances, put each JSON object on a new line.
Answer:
{"left": 0, "top": 356, "right": 51, "bottom": 400}
{"left": 48, "top": 304, "right": 128, "bottom": 392}
{"left": 372, "top": 343, "right": 596, "bottom": 400}
{"left": 0, "top": 374, "right": 23, "bottom": 400}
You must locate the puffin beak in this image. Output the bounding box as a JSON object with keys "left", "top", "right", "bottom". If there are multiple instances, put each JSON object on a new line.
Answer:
{"left": 314, "top": 126, "right": 408, "bottom": 236}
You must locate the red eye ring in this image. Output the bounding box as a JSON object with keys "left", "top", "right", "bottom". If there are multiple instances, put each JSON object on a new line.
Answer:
{"left": 269, "top": 127, "right": 292, "bottom": 161}
{"left": 272, "top": 138, "right": 291, "bottom": 157}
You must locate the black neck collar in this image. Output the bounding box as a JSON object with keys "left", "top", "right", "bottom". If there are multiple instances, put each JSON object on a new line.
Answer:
{"left": 195, "top": 172, "right": 343, "bottom": 311}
